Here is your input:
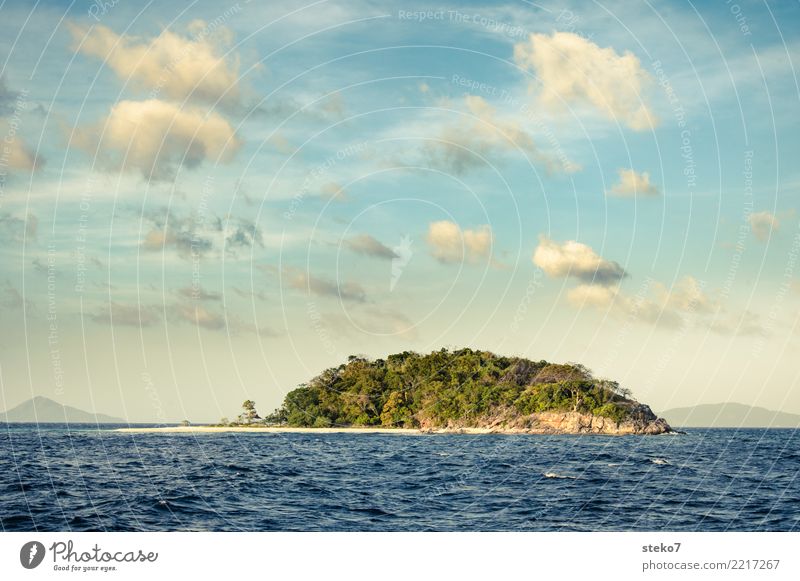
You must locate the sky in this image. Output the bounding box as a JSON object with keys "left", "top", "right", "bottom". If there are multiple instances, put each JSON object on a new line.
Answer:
{"left": 0, "top": 0, "right": 799, "bottom": 422}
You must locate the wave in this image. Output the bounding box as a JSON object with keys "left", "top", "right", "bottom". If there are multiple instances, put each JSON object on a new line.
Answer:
{"left": 543, "top": 472, "right": 577, "bottom": 479}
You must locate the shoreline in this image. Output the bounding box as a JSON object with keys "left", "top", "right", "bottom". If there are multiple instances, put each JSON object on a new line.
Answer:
{"left": 113, "top": 426, "right": 517, "bottom": 435}
{"left": 115, "top": 426, "right": 425, "bottom": 435}
{"left": 113, "top": 425, "right": 677, "bottom": 435}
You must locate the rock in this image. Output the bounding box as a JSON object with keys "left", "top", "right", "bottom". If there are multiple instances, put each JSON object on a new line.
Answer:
{"left": 418, "top": 403, "right": 674, "bottom": 435}
{"left": 478, "top": 405, "right": 673, "bottom": 435}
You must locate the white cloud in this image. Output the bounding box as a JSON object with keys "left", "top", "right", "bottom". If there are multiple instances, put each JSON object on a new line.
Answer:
{"left": 0, "top": 121, "right": 41, "bottom": 171}
{"left": 654, "top": 276, "right": 716, "bottom": 313}
{"left": 513, "top": 32, "right": 657, "bottom": 131}
{"left": 568, "top": 282, "right": 682, "bottom": 328}
{"left": 69, "top": 22, "right": 241, "bottom": 105}
{"left": 345, "top": 234, "right": 398, "bottom": 260}
{"left": 748, "top": 211, "right": 779, "bottom": 241}
{"left": 567, "top": 283, "right": 617, "bottom": 308}
{"left": 426, "top": 220, "right": 492, "bottom": 264}
{"left": 423, "top": 95, "right": 580, "bottom": 174}
{"left": 533, "top": 235, "right": 626, "bottom": 285}
{"left": 568, "top": 275, "right": 762, "bottom": 335}
{"left": 283, "top": 266, "right": 367, "bottom": 303}
{"left": 608, "top": 168, "right": 659, "bottom": 197}
{"left": 139, "top": 208, "right": 263, "bottom": 258}
{"left": 72, "top": 99, "right": 241, "bottom": 179}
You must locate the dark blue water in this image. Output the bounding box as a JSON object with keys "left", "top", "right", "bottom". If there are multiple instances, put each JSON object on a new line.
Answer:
{"left": 1, "top": 425, "right": 798, "bottom": 531}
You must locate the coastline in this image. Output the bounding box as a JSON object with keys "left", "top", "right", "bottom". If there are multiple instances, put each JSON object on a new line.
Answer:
{"left": 114, "top": 423, "right": 675, "bottom": 435}
{"left": 115, "top": 426, "right": 426, "bottom": 435}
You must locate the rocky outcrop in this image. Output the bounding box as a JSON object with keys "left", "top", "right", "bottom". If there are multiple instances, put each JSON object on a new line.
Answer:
{"left": 422, "top": 404, "right": 673, "bottom": 435}
{"left": 521, "top": 405, "right": 672, "bottom": 435}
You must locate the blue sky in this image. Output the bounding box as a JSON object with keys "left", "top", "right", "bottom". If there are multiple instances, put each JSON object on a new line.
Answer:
{"left": 1, "top": 0, "right": 799, "bottom": 422}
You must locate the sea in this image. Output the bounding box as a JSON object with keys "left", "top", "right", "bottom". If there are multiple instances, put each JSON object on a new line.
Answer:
{"left": 1, "top": 424, "right": 798, "bottom": 531}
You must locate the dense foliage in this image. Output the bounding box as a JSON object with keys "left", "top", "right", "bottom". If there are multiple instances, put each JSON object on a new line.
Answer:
{"left": 266, "top": 348, "right": 637, "bottom": 428}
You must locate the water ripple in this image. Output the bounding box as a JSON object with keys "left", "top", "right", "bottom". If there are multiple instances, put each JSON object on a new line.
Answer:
{"left": 0, "top": 425, "right": 798, "bottom": 531}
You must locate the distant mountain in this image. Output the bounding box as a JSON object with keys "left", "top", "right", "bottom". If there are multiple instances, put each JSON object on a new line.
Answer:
{"left": 660, "top": 402, "right": 800, "bottom": 428}
{"left": 0, "top": 396, "right": 124, "bottom": 423}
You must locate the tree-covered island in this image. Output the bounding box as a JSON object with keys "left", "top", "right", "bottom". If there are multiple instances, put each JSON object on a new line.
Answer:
{"left": 228, "top": 349, "right": 671, "bottom": 435}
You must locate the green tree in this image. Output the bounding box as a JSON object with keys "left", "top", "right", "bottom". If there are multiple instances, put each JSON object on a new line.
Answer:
{"left": 268, "top": 349, "right": 640, "bottom": 429}
{"left": 240, "top": 400, "right": 260, "bottom": 424}
{"left": 380, "top": 391, "right": 414, "bottom": 427}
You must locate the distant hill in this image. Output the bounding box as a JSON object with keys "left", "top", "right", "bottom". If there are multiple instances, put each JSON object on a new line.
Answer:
{"left": 0, "top": 396, "right": 124, "bottom": 423}
{"left": 660, "top": 403, "right": 800, "bottom": 428}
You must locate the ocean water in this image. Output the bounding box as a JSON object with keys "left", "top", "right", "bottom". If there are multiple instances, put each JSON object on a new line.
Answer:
{"left": 1, "top": 425, "right": 798, "bottom": 531}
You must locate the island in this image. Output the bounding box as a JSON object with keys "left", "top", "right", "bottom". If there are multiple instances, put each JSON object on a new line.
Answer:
{"left": 120, "top": 348, "right": 673, "bottom": 435}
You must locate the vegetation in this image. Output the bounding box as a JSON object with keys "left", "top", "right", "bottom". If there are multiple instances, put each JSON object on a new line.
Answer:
{"left": 264, "top": 348, "right": 639, "bottom": 429}
{"left": 213, "top": 401, "right": 266, "bottom": 427}
{"left": 238, "top": 400, "right": 261, "bottom": 424}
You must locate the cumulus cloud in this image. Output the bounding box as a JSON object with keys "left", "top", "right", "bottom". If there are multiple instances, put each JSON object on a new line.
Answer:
{"left": 573, "top": 276, "right": 715, "bottom": 316}
{"left": 68, "top": 22, "right": 241, "bottom": 105}
{"left": 224, "top": 217, "right": 263, "bottom": 251}
{"left": 90, "top": 302, "right": 161, "bottom": 327}
{"left": 514, "top": 32, "right": 657, "bottom": 131}
{"left": 141, "top": 209, "right": 215, "bottom": 258}
{"left": 608, "top": 168, "right": 659, "bottom": 197}
{"left": 71, "top": 99, "right": 241, "bottom": 180}
{"left": 533, "top": 235, "right": 626, "bottom": 285}
{"left": 567, "top": 283, "right": 682, "bottom": 328}
{"left": 140, "top": 209, "right": 262, "bottom": 259}
{"left": 426, "top": 220, "right": 492, "bottom": 264}
{"left": 748, "top": 211, "right": 779, "bottom": 241}
{"left": 424, "top": 95, "right": 580, "bottom": 175}
{"left": 654, "top": 276, "right": 717, "bottom": 314}
{"left": 284, "top": 267, "right": 367, "bottom": 303}
{"left": 345, "top": 234, "right": 398, "bottom": 260}
{"left": 567, "top": 283, "right": 617, "bottom": 308}
{"left": 568, "top": 275, "right": 762, "bottom": 335}
{"left": 1, "top": 121, "right": 43, "bottom": 172}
